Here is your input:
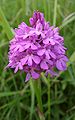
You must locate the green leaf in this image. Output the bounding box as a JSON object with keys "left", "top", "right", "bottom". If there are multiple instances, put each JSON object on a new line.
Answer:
{"left": 0, "top": 7, "right": 13, "bottom": 40}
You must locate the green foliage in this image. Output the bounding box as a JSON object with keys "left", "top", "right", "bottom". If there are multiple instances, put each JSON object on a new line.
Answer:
{"left": 0, "top": 0, "right": 75, "bottom": 120}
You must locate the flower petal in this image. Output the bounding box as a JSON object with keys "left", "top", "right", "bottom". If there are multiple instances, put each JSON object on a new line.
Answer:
{"left": 29, "top": 18, "right": 34, "bottom": 26}
{"left": 41, "top": 33, "right": 45, "bottom": 38}
{"left": 43, "top": 38, "right": 49, "bottom": 44}
{"left": 35, "top": 31, "right": 41, "bottom": 35}
{"left": 14, "top": 65, "right": 18, "bottom": 73}
{"left": 31, "top": 71, "right": 40, "bottom": 79}
{"left": 49, "top": 51, "right": 56, "bottom": 59}
{"left": 40, "top": 61, "right": 48, "bottom": 70}
{"left": 31, "top": 43, "right": 37, "bottom": 50}
{"left": 45, "top": 70, "right": 58, "bottom": 76}
{"left": 24, "top": 43, "right": 31, "bottom": 49}
{"left": 56, "top": 59, "right": 66, "bottom": 71}
{"left": 36, "top": 23, "right": 42, "bottom": 31}
{"left": 49, "top": 38, "right": 55, "bottom": 45}
{"left": 63, "top": 56, "right": 68, "bottom": 62}
{"left": 21, "top": 56, "right": 28, "bottom": 65}
{"left": 37, "top": 49, "right": 45, "bottom": 56}
{"left": 19, "top": 46, "right": 25, "bottom": 52}
{"left": 32, "top": 55, "right": 40, "bottom": 64}
{"left": 28, "top": 56, "right": 32, "bottom": 66}
{"left": 45, "top": 51, "right": 50, "bottom": 59}
{"left": 19, "top": 62, "right": 23, "bottom": 70}
{"left": 25, "top": 73, "right": 31, "bottom": 82}
{"left": 23, "top": 34, "right": 29, "bottom": 39}
{"left": 14, "top": 45, "right": 20, "bottom": 52}
{"left": 46, "top": 59, "right": 53, "bottom": 65}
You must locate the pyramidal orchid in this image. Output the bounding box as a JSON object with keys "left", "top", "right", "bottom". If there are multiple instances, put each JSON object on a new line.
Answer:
{"left": 7, "top": 11, "right": 68, "bottom": 82}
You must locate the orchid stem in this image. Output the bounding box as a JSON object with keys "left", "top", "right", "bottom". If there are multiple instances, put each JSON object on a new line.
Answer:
{"left": 31, "top": 78, "right": 44, "bottom": 120}
{"left": 48, "top": 75, "right": 50, "bottom": 120}
{"left": 33, "top": 79, "right": 43, "bottom": 112}
{"left": 41, "top": 73, "right": 51, "bottom": 119}
{"left": 54, "top": 83, "right": 59, "bottom": 120}
{"left": 30, "top": 79, "right": 35, "bottom": 120}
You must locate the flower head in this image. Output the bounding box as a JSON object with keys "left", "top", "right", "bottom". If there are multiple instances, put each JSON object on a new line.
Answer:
{"left": 7, "top": 11, "right": 68, "bottom": 81}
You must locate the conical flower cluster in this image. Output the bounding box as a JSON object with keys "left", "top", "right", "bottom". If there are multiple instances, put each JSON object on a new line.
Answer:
{"left": 7, "top": 11, "right": 68, "bottom": 81}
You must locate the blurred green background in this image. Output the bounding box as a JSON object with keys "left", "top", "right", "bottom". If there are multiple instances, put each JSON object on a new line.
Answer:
{"left": 0, "top": 0, "right": 75, "bottom": 120}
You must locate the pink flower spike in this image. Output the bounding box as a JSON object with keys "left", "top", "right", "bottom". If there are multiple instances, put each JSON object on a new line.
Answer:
{"left": 7, "top": 11, "right": 68, "bottom": 81}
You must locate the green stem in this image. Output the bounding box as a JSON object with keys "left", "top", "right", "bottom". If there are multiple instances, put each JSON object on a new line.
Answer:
{"left": 30, "top": 78, "right": 45, "bottom": 120}
{"left": 33, "top": 79, "right": 43, "bottom": 112}
{"left": 48, "top": 75, "right": 50, "bottom": 120}
{"left": 54, "top": 83, "right": 59, "bottom": 120}
{"left": 41, "top": 73, "right": 51, "bottom": 120}
{"left": 0, "top": 7, "right": 13, "bottom": 40}
{"left": 30, "top": 80, "right": 35, "bottom": 120}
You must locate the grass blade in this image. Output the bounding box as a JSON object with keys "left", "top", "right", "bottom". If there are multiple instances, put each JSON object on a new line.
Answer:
{"left": 53, "top": 0, "right": 57, "bottom": 26}
{"left": 0, "top": 7, "right": 13, "bottom": 40}
{"left": 43, "top": 0, "right": 47, "bottom": 20}
{"left": 32, "top": 0, "right": 37, "bottom": 11}
{"left": 48, "top": 0, "right": 50, "bottom": 21}
{"left": 63, "top": 12, "right": 75, "bottom": 22}
{"left": 60, "top": 15, "right": 75, "bottom": 29}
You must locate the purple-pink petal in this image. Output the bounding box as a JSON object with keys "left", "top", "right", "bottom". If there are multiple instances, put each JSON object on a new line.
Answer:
{"left": 14, "top": 65, "right": 18, "bottom": 73}
{"left": 25, "top": 73, "right": 31, "bottom": 82}
{"left": 45, "top": 51, "right": 50, "bottom": 59}
{"left": 21, "top": 56, "right": 28, "bottom": 65}
{"left": 37, "top": 49, "right": 45, "bottom": 56}
{"left": 40, "top": 61, "right": 48, "bottom": 70}
{"left": 36, "top": 22, "right": 43, "bottom": 31}
{"left": 32, "top": 55, "right": 40, "bottom": 64}
{"left": 49, "top": 38, "right": 55, "bottom": 45}
{"left": 49, "top": 51, "right": 56, "bottom": 59}
{"left": 31, "top": 44, "right": 37, "bottom": 50}
{"left": 31, "top": 71, "right": 40, "bottom": 79}
{"left": 43, "top": 38, "right": 49, "bottom": 44}
{"left": 19, "top": 62, "right": 23, "bottom": 70}
{"left": 29, "top": 18, "right": 34, "bottom": 26}
{"left": 24, "top": 43, "right": 31, "bottom": 49}
{"left": 28, "top": 56, "right": 32, "bottom": 66}
{"left": 56, "top": 59, "right": 66, "bottom": 71}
